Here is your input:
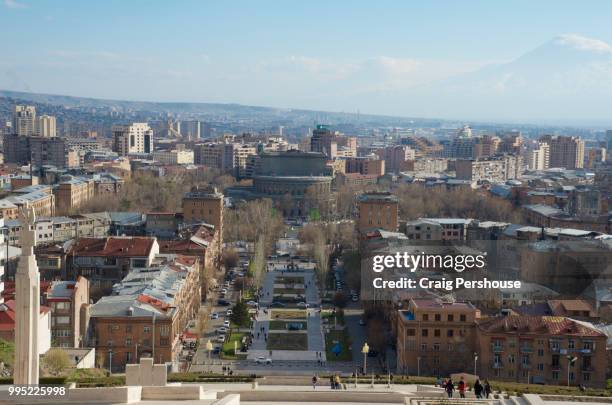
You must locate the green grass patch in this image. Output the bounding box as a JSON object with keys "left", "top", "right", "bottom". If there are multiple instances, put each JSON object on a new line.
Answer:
{"left": 0, "top": 339, "right": 14, "bottom": 367}
{"left": 325, "top": 329, "right": 352, "bottom": 361}
{"left": 222, "top": 332, "right": 247, "bottom": 359}
{"left": 271, "top": 309, "right": 307, "bottom": 320}
{"left": 273, "top": 288, "right": 305, "bottom": 295}
{"left": 276, "top": 276, "right": 304, "bottom": 284}
{"left": 269, "top": 320, "right": 307, "bottom": 331}
{"left": 267, "top": 333, "right": 308, "bottom": 350}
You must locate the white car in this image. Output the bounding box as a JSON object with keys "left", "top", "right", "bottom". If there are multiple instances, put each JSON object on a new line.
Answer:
{"left": 223, "top": 320, "right": 230, "bottom": 327}
{"left": 217, "top": 326, "right": 228, "bottom": 334}
{"left": 246, "top": 300, "right": 258, "bottom": 307}
{"left": 297, "top": 302, "right": 309, "bottom": 308}
{"left": 351, "top": 295, "right": 359, "bottom": 302}
{"left": 255, "top": 356, "right": 272, "bottom": 364}
{"left": 217, "top": 335, "right": 226, "bottom": 343}
{"left": 211, "top": 312, "right": 219, "bottom": 319}
{"left": 221, "top": 288, "right": 228, "bottom": 294}
{"left": 226, "top": 309, "right": 233, "bottom": 316}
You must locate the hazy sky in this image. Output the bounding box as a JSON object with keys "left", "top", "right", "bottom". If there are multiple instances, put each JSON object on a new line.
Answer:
{"left": 2, "top": 0, "right": 612, "bottom": 122}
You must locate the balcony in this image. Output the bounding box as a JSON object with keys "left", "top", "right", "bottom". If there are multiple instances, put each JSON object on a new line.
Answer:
{"left": 550, "top": 364, "right": 561, "bottom": 371}
{"left": 520, "top": 346, "right": 533, "bottom": 353}
{"left": 491, "top": 345, "right": 504, "bottom": 353}
{"left": 491, "top": 362, "right": 503, "bottom": 369}
{"left": 581, "top": 365, "right": 594, "bottom": 372}
{"left": 521, "top": 363, "right": 531, "bottom": 369}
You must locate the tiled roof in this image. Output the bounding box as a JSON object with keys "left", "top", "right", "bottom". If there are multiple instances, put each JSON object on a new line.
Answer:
{"left": 69, "top": 236, "right": 156, "bottom": 257}
{"left": 477, "top": 315, "right": 604, "bottom": 337}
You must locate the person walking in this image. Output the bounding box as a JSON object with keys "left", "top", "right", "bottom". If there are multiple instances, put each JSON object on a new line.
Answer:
{"left": 329, "top": 375, "right": 335, "bottom": 389}
{"left": 474, "top": 379, "right": 483, "bottom": 399}
{"left": 312, "top": 375, "right": 318, "bottom": 390}
{"left": 334, "top": 374, "right": 341, "bottom": 390}
{"left": 445, "top": 378, "right": 454, "bottom": 398}
{"left": 484, "top": 380, "right": 492, "bottom": 398}
{"left": 458, "top": 377, "right": 466, "bottom": 399}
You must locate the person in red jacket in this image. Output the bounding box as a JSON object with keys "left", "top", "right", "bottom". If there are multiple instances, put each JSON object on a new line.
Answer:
{"left": 458, "top": 377, "right": 466, "bottom": 398}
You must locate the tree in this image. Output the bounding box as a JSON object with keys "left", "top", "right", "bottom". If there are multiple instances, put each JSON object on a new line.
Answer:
{"left": 222, "top": 248, "right": 240, "bottom": 269}
{"left": 230, "top": 300, "right": 251, "bottom": 328}
{"left": 42, "top": 348, "right": 71, "bottom": 376}
{"left": 366, "top": 318, "right": 387, "bottom": 353}
{"left": 333, "top": 291, "right": 348, "bottom": 308}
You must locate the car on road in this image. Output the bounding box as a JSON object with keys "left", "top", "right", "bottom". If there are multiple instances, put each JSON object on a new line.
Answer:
{"left": 271, "top": 301, "right": 286, "bottom": 308}
{"left": 216, "top": 326, "right": 228, "bottom": 333}
{"left": 351, "top": 295, "right": 359, "bottom": 302}
{"left": 221, "top": 288, "right": 228, "bottom": 294}
{"left": 217, "top": 335, "right": 226, "bottom": 343}
{"left": 297, "top": 302, "right": 309, "bottom": 308}
{"left": 226, "top": 309, "right": 233, "bottom": 316}
{"left": 223, "top": 320, "right": 230, "bottom": 327}
{"left": 359, "top": 319, "right": 366, "bottom": 326}
{"left": 211, "top": 312, "right": 219, "bottom": 319}
{"left": 255, "top": 356, "right": 272, "bottom": 364}
{"left": 218, "top": 299, "right": 230, "bottom": 306}
{"left": 246, "top": 300, "right": 258, "bottom": 307}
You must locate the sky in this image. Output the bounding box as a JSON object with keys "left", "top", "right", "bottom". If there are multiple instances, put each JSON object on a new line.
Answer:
{"left": 2, "top": 0, "right": 612, "bottom": 123}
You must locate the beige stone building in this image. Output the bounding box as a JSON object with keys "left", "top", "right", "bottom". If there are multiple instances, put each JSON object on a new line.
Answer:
{"left": 357, "top": 192, "right": 399, "bottom": 234}
{"left": 55, "top": 176, "right": 95, "bottom": 213}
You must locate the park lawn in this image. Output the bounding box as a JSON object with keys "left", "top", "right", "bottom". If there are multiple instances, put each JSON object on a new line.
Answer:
{"left": 222, "top": 332, "right": 247, "bottom": 359}
{"left": 267, "top": 333, "right": 308, "bottom": 350}
{"left": 271, "top": 309, "right": 307, "bottom": 320}
{"left": 276, "top": 276, "right": 304, "bottom": 284}
{"left": 0, "top": 339, "right": 14, "bottom": 367}
{"left": 325, "top": 329, "right": 352, "bottom": 361}
{"left": 273, "top": 288, "right": 305, "bottom": 295}
{"left": 269, "top": 320, "right": 307, "bottom": 331}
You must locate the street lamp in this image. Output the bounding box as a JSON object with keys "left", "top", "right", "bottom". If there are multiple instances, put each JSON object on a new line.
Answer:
{"left": 108, "top": 349, "right": 113, "bottom": 374}
{"left": 361, "top": 342, "right": 370, "bottom": 375}
{"left": 567, "top": 356, "right": 577, "bottom": 387}
{"left": 417, "top": 356, "right": 421, "bottom": 377}
{"left": 474, "top": 352, "right": 479, "bottom": 377}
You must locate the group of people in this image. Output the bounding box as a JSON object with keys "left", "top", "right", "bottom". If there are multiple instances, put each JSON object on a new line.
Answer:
{"left": 311, "top": 374, "right": 343, "bottom": 390}
{"left": 441, "top": 376, "right": 491, "bottom": 399}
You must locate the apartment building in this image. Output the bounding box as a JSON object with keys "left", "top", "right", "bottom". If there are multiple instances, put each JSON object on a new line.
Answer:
{"left": 182, "top": 186, "right": 224, "bottom": 232}
{"left": 455, "top": 155, "right": 522, "bottom": 183}
{"left": 44, "top": 276, "right": 90, "bottom": 348}
{"left": 152, "top": 148, "right": 194, "bottom": 165}
{"left": 528, "top": 143, "right": 550, "bottom": 171}
{"left": 476, "top": 315, "right": 606, "bottom": 387}
{"left": 344, "top": 156, "right": 385, "bottom": 176}
{"left": 357, "top": 192, "right": 399, "bottom": 234}
{"left": 1, "top": 190, "right": 55, "bottom": 219}
{"left": 36, "top": 115, "right": 57, "bottom": 137}
{"left": 375, "top": 146, "right": 416, "bottom": 174}
{"left": 112, "top": 123, "right": 153, "bottom": 156}
{"left": 396, "top": 299, "right": 481, "bottom": 377}
{"left": 67, "top": 236, "right": 160, "bottom": 299}
{"left": 12, "top": 105, "right": 36, "bottom": 136}
{"left": 55, "top": 176, "right": 95, "bottom": 213}
{"left": 194, "top": 142, "right": 256, "bottom": 177}
{"left": 540, "top": 135, "right": 585, "bottom": 170}
{"left": 405, "top": 218, "right": 472, "bottom": 241}
{"left": 89, "top": 254, "right": 200, "bottom": 371}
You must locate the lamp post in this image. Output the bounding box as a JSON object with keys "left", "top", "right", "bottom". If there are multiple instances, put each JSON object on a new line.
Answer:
{"left": 417, "top": 356, "right": 421, "bottom": 377}
{"left": 567, "top": 356, "right": 577, "bottom": 387}
{"left": 474, "top": 352, "right": 479, "bottom": 377}
{"left": 108, "top": 349, "right": 113, "bottom": 374}
{"left": 361, "top": 342, "right": 370, "bottom": 375}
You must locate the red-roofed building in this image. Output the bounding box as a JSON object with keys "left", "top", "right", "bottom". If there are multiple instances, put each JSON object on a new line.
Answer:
{"left": 67, "top": 236, "right": 159, "bottom": 299}
{"left": 476, "top": 315, "right": 606, "bottom": 387}
{"left": 0, "top": 300, "right": 51, "bottom": 354}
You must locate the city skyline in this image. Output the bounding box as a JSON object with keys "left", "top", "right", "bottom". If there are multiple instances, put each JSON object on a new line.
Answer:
{"left": 2, "top": 1, "right": 612, "bottom": 124}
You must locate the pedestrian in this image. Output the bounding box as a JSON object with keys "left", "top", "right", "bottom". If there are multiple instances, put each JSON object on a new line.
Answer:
{"left": 312, "top": 375, "right": 318, "bottom": 390}
{"left": 458, "top": 377, "right": 466, "bottom": 399}
{"left": 445, "top": 378, "right": 454, "bottom": 398}
{"left": 474, "top": 379, "right": 483, "bottom": 399}
{"left": 257, "top": 332, "right": 260, "bottom": 339}
{"left": 335, "top": 374, "right": 341, "bottom": 390}
{"left": 484, "top": 380, "right": 491, "bottom": 399}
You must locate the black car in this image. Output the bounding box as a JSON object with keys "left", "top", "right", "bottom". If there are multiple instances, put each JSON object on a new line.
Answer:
{"left": 271, "top": 301, "right": 286, "bottom": 308}
{"left": 218, "top": 299, "right": 231, "bottom": 306}
{"left": 367, "top": 350, "right": 379, "bottom": 358}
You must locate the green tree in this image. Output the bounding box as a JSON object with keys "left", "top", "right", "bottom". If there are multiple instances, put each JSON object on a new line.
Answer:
{"left": 42, "top": 348, "right": 71, "bottom": 376}
{"left": 230, "top": 300, "right": 251, "bottom": 328}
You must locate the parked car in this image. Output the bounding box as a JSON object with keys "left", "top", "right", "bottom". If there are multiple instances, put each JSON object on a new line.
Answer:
{"left": 255, "top": 356, "right": 272, "bottom": 364}
{"left": 211, "top": 312, "right": 219, "bottom": 319}
{"left": 226, "top": 309, "right": 233, "bottom": 316}
{"left": 217, "top": 335, "right": 226, "bottom": 343}
{"left": 351, "top": 295, "right": 359, "bottom": 302}
{"left": 359, "top": 319, "right": 366, "bottom": 326}
{"left": 218, "top": 299, "right": 230, "bottom": 306}
{"left": 297, "top": 302, "right": 309, "bottom": 308}
{"left": 212, "top": 346, "right": 221, "bottom": 355}
{"left": 223, "top": 320, "right": 230, "bottom": 327}
{"left": 217, "top": 326, "right": 228, "bottom": 333}
{"left": 271, "top": 301, "right": 286, "bottom": 308}
{"left": 221, "top": 288, "right": 228, "bottom": 294}
{"left": 246, "top": 300, "right": 258, "bottom": 307}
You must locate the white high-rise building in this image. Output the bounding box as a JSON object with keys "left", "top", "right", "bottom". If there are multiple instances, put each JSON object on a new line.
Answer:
{"left": 180, "top": 120, "right": 201, "bottom": 139}
{"left": 112, "top": 123, "right": 154, "bottom": 156}
{"left": 36, "top": 115, "right": 57, "bottom": 137}
{"left": 527, "top": 142, "right": 550, "bottom": 171}
{"left": 12, "top": 105, "right": 36, "bottom": 136}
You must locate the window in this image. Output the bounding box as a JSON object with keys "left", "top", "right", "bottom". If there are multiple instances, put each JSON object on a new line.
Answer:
{"left": 407, "top": 329, "right": 416, "bottom": 337}
{"left": 434, "top": 329, "right": 440, "bottom": 337}
{"left": 160, "top": 338, "right": 169, "bottom": 346}
{"left": 126, "top": 352, "right": 132, "bottom": 363}
{"left": 508, "top": 354, "right": 515, "bottom": 364}
{"left": 459, "top": 314, "right": 466, "bottom": 322}
{"left": 447, "top": 329, "right": 454, "bottom": 337}
{"left": 568, "top": 340, "right": 575, "bottom": 350}
{"left": 422, "top": 329, "right": 428, "bottom": 337}
{"left": 537, "top": 363, "right": 544, "bottom": 371}
{"left": 420, "top": 343, "right": 427, "bottom": 351}
{"left": 126, "top": 338, "right": 132, "bottom": 346}
{"left": 144, "top": 326, "right": 151, "bottom": 333}
{"left": 447, "top": 314, "right": 454, "bottom": 322}
{"left": 55, "top": 316, "right": 70, "bottom": 325}
{"left": 160, "top": 325, "right": 170, "bottom": 337}
{"left": 126, "top": 325, "right": 132, "bottom": 333}
{"left": 583, "top": 373, "right": 590, "bottom": 382}
{"left": 433, "top": 343, "right": 440, "bottom": 351}
{"left": 422, "top": 314, "right": 429, "bottom": 321}
{"left": 434, "top": 314, "right": 441, "bottom": 321}
{"left": 537, "top": 349, "right": 544, "bottom": 356}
